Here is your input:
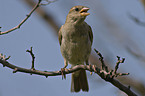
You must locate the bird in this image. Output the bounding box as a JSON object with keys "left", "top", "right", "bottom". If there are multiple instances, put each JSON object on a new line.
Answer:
{"left": 58, "top": 5, "right": 93, "bottom": 92}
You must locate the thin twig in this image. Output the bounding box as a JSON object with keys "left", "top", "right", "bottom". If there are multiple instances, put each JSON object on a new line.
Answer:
{"left": 114, "top": 56, "right": 125, "bottom": 74}
{"left": 0, "top": 0, "right": 42, "bottom": 35}
{"left": 0, "top": 58, "right": 137, "bottom": 96}
{"left": 0, "top": 49, "right": 136, "bottom": 96}
{"left": 0, "top": 49, "right": 135, "bottom": 95}
{"left": 23, "top": 0, "right": 59, "bottom": 33}
{"left": 26, "top": 47, "right": 35, "bottom": 70}
{"left": 94, "top": 49, "right": 109, "bottom": 72}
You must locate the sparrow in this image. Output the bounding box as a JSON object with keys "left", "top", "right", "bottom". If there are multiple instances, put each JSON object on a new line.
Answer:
{"left": 58, "top": 5, "right": 93, "bottom": 92}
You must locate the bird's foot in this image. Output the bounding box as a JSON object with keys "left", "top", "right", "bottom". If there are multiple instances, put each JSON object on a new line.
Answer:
{"left": 89, "top": 64, "right": 93, "bottom": 75}
{"left": 61, "top": 68, "right": 67, "bottom": 80}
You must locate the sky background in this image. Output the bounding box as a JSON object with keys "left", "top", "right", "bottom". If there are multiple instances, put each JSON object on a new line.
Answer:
{"left": 0, "top": 0, "right": 145, "bottom": 96}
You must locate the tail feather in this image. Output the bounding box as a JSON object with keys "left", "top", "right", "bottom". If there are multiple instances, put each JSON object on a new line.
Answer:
{"left": 71, "top": 69, "right": 89, "bottom": 92}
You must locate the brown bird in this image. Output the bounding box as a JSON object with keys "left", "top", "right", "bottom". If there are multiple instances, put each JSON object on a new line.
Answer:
{"left": 58, "top": 5, "right": 93, "bottom": 92}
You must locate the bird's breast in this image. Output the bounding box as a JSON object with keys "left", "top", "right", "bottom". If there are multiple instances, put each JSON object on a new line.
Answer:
{"left": 63, "top": 25, "right": 88, "bottom": 43}
{"left": 60, "top": 24, "right": 91, "bottom": 65}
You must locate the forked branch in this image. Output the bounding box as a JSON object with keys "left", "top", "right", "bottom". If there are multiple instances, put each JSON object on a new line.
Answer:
{"left": 0, "top": 48, "right": 137, "bottom": 96}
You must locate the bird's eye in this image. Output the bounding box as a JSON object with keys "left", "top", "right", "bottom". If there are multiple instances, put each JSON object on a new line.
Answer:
{"left": 75, "top": 8, "right": 79, "bottom": 11}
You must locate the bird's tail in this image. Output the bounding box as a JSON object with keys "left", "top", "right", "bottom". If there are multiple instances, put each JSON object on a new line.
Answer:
{"left": 71, "top": 69, "right": 89, "bottom": 92}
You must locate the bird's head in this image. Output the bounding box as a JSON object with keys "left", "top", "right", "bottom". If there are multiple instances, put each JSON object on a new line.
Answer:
{"left": 66, "top": 6, "right": 90, "bottom": 24}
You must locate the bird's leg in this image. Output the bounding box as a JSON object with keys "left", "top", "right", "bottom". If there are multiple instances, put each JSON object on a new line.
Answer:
{"left": 63, "top": 59, "right": 68, "bottom": 68}
{"left": 85, "top": 59, "right": 89, "bottom": 65}
{"left": 61, "top": 59, "right": 68, "bottom": 79}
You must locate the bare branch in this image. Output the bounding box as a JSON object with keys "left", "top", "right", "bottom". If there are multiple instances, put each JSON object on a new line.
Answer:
{"left": 94, "top": 49, "right": 109, "bottom": 72}
{"left": 0, "top": 0, "right": 56, "bottom": 35}
{"left": 0, "top": 49, "right": 137, "bottom": 96}
{"left": 0, "top": 58, "right": 137, "bottom": 96}
{"left": 0, "top": 53, "right": 10, "bottom": 60}
{"left": 0, "top": 0, "right": 42, "bottom": 35}
{"left": 114, "top": 56, "right": 125, "bottom": 74}
{"left": 23, "top": 0, "right": 60, "bottom": 33}
{"left": 26, "top": 47, "right": 35, "bottom": 70}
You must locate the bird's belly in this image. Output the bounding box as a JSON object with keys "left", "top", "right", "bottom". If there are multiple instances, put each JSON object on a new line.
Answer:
{"left": 60, "top": 37, "right": 91, "bottom": 65}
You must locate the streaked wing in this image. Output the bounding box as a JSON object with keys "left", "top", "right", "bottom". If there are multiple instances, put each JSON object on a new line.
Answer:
{"left": 88, "top": 25, "right": 93, "bottom": 45}
{"left": 58, "top": 25, "right": 63, "bottom": 45}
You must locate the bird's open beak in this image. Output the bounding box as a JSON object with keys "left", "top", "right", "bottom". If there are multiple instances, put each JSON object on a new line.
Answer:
{"left": 79, "top": 7, "right": 90, "bottom": 16}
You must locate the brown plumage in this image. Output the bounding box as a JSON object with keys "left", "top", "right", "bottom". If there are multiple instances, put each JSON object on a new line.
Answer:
{"left": 71, "top": 69, "right": 89, "bottom": 92}
{"left": 59, "top": 5, "right": 93, "bottom": 92}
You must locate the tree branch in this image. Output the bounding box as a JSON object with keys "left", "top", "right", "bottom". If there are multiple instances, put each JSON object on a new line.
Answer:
{"left": 26, "top": 47, "right": 35, "bottom": 70}
{"left": 0, "top": 49, "right": 137, "bottom": 96}
{"left": 0, "top": 0, "right": 42, "bottom": 35}
{"left": 23, "top": 0, "right": 60, "bottom": 33}
{"left": 0, "top": 0, "right": 56, "bottom": 35}
{"left": 0, "top": 59, "right": 137, "bottom": 96}
{"left": 22, "top": 1, "right": 145, "bottom": 95}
